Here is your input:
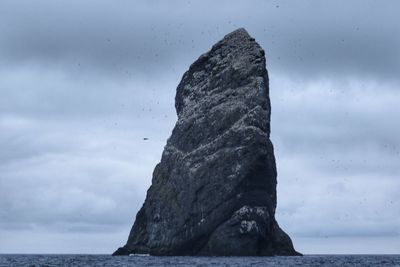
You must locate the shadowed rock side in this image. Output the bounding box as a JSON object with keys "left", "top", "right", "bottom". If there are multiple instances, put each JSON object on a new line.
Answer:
{"left": 113, "top": 28, "right": 300, "bottom": 256}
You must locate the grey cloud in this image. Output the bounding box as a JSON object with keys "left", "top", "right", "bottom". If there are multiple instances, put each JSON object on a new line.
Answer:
{"left": 0, "top": 119, "right": 170, "bottom": 231}
{"left": 0, "top": 0, "right": 399, "bottom": 82}
{"left": 267, "top": 76, "right": 400, "bottom": 242}
{"left": 0, "top": 66, "right": 178, "bottom": 120}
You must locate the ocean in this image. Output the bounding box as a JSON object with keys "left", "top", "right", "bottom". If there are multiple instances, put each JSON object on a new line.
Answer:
{"left": 1, "top": 254, "right": 400, "bottom": 267}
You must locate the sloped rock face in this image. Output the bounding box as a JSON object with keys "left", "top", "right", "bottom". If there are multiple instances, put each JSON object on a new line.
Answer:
{"left": 113, "top": 28, "right": 300, "bottom": 256}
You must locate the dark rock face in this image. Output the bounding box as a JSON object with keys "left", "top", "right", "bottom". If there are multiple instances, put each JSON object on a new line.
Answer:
{"left": 113, "top": 28, "right": 300, "bottom": 256}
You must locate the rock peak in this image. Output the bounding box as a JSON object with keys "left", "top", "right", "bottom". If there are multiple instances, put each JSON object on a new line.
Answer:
{"left": 221, "top": 27, "right": 252, "bottom": 41}
{"left": 176, "top": 28, "right": 266, "bottom": 116}
{"left": 209, "top": 28, "right": 259, "bottom": 54}
{"left": 113, "top": 29, "right": 300, "bottom": 256}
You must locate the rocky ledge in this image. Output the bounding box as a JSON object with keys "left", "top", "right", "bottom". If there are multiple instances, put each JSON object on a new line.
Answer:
{"left": 113, "top": 28, "right": 301, "bottom": 256}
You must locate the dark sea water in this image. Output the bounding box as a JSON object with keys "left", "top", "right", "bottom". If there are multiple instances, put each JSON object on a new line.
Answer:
{"left": 1, "top": 254, "right": 400, "bottom": 267}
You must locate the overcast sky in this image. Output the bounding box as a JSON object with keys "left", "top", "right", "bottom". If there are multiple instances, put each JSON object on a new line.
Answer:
{"left": 1, "top": 0, "right": 399, "bottom": 254}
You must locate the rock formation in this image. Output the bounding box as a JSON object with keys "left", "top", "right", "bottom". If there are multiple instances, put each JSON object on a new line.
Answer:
{"left": 113, "top": 28, "right": 300, "bottom": 256}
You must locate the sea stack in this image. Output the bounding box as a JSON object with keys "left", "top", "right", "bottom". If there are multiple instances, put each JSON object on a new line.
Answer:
{"left": 114, "top": 28, "right": 300, "bottom": 256}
